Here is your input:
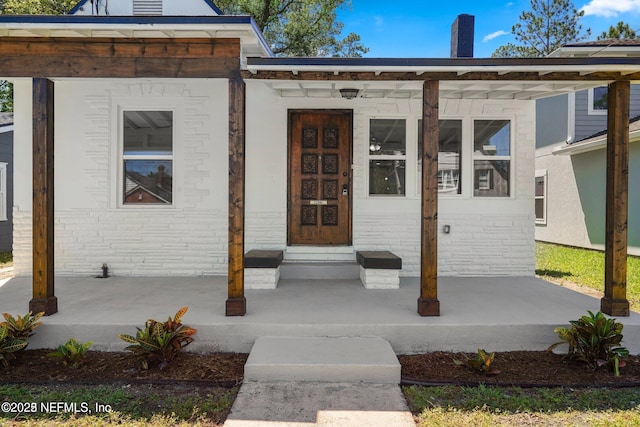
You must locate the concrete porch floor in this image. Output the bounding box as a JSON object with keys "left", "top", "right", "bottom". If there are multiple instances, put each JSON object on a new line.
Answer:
{"left": 1, "top": 275, "right": 639, "bottom": 354}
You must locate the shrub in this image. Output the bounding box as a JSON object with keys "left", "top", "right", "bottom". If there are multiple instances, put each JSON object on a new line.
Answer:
{"left": 48, "top": 338, "right": 93, "bottom": 368}
{"left": 0, "top": 324, "right": 28, "bottom": 368}
{"left": 1, "top": 311, "right": 44, "bottom": 342}
{"left": 548, "top": 310, "right": 629, "bottom": 376}
{"left": 454, "top": 348, "right": 500, "bottom": 375}
{"left": 119, "top": 307, "right": 197, "bottom": 370}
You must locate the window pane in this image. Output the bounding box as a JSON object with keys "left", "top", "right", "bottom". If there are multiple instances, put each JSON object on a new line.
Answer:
{"left": 474, "top": 120, "right": 510, "bottom": 156}
{"left": 473, "top": 160, "right": 510, "bottom": 197}
{"left": 418, "top": 120, "right": 462, "bottom": 194}
{"left": 535, "top": 176, "right": 545, "bottom": 197}
{"left": 369, "top": 160, "right": 406, "bottom": 195}
{"left": 124, "top": 111, "right": 173, "bottom": 155}
{"left": 535, "top": 199, "right": 544, "bottom": 220}
{"left": 124, "top": 160, "right": 173, "bottom": 204}
{"left": 593, "top": 86, "right": 608, "bottom": 111}
{"left": 370, "top": 119, "right": 406, "bottom": 155}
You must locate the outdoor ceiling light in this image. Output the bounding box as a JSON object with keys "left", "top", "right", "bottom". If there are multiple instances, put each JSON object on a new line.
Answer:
{"left": 339, "top": 88, "right": 360, "bottom": 99}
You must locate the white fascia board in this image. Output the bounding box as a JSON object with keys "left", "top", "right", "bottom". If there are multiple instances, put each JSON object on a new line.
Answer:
{"left": 552, "top": 130, "right": 640, "bottom": 156}
{"left": 0, "top": 125, "right": 13, "bottom": 134}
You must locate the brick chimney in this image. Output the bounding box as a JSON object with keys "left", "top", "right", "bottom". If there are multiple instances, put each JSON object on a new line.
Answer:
{"left": 451, "top": 14, "right": 475, "bottom": 58}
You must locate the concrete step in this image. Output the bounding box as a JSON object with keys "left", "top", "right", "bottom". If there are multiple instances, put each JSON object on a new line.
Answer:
{"left": 244, "top": 336, "right": 401, "bottom": 384}
{"left": 284, "top": 246, "right": 356, "bottom": 262}
{"left": 279, "top": 261, "right": 360, "bottom": 280}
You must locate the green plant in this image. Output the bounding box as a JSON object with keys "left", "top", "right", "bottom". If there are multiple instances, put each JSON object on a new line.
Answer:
{"left": 548, "top": 310, "right": 630, "bottom": 376}
{"left": 454, "top": 349, "right": 500, "bottom": 375}
{"left": 47, "top": 338, "right": 93, "bottom": 368}
{"left": 1, "top": 311, "right": 44, "bottom": 341}
{"left": 0, "top": 324, "right": 28, "bottom": 368}
{"left": 119, "top": 307, "right": 197, "bottom": 370}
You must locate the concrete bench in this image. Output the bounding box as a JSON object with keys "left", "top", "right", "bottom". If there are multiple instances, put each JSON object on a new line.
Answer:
{"left": 244, "top": 250, "right": 284, "bottom": 290}
{"left": 356, "top": 251, "right": 402, "bottom": 289}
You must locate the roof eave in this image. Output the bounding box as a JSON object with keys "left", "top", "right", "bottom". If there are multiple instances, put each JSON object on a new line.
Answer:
{"left": 553, "top": 129, "right": 640, "bottom": 155}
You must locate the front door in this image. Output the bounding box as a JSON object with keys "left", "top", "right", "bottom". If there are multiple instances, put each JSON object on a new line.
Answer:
{"left": 288, "top": 110, "right": 352, "bottom": 245}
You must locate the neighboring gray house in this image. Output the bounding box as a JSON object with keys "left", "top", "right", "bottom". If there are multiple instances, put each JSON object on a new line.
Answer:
{"left": 0, "top": 112, "right": 13, "bottom": 252}
{"left": 535, "top": 40, "right": 640, "bottom": 256}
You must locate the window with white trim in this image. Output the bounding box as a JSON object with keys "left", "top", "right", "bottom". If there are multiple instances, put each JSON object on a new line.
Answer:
{"left": 418, "top": 119, "right": 462, "bottom": 194}
{"left": 473, "top": 120, "right": 511, "bottom": 197}
{"left": 368, "top": 118, "right": 406, "bottom": 196}
{"left": 588, "top": 86, "right": 608, "bottom": 115}
{"left": 0, "top": 162, "right": 6, "bottom": 221}
{"left": 121, "top": 110, "right": 173, "bottom": 206}
{"left": 535, "top": 171, "right": 547, "bottom": 225}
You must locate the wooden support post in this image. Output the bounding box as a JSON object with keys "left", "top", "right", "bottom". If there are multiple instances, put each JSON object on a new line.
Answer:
{"left": 226, "top": 74, "right": 246, "bottom": 316}
{"left": 418, "top": 80, "right": 440, "bottom": 316}
{"left": 30, "top": 78, "right": 57, "bottom": 316}
{"left": 601, "top": 80, "right": 630, "bottom": 316}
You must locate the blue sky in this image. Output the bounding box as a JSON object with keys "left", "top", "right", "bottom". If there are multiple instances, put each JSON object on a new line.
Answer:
{"left": 337, "top": 0, "right": 640, "bottom": 58}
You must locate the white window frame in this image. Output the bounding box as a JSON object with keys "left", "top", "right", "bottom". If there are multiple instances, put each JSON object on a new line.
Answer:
{"left": 588, "top": 86, "right": 608, "bottom": 116}
{"left": 471, "top": 118, "right": 513, "bottom": 198}
{"left": 535, "top": 170, "right": 547, "bottom": 225}
{"left": 0, "top": 162, "right": 6, "bottom": 221}
{"left": 367, "top": 117, "right": 408, "bottom": 197}
{"left": 112, "top": 99, "right": 183, "bottom": 209}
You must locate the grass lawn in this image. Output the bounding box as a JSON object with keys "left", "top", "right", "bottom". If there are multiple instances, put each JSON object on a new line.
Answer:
{"left": 406, "top": 385, "right": 640, "bottom": 427}
{"left": 0, "top": 251, "right": 12, "bottom": 268}
{"left": 536, "top": 241, "right": 640, "bottom": 311}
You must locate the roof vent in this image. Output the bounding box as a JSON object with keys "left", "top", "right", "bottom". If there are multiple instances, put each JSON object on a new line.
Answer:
{"left": 133, "top": 0, "right": 163, "bottom": 16}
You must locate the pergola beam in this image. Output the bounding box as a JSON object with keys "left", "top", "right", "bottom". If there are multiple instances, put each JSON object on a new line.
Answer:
{"left": 601, "top": 80, "right": 630, "bottom": 316}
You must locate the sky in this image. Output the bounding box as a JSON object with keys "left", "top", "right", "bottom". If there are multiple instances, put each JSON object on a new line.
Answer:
{"left": 337, "top": 0, "right": 640, "bottom": 58}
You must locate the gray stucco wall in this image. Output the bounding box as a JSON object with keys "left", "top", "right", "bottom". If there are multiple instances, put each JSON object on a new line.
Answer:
{"left": 0, "top": 130, "right": 13, "bottom": 252}
{"left": 536, "top": 94, "right": 569, "bottom": 149}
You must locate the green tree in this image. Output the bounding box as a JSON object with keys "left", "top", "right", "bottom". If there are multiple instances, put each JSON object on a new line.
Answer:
{"left": 598, "top": 21, "right": 638, "bottom": 40}
{"left": 1, "top": 0, "right": 75, "bottom": 14}
{"left": 492, "top": 0, "right": 591, "bottom": 58}
{"left": 215, "top": 0, "right": 368, "bottom": 57}
{"left": 0, "top": 81, "right": 12, "bottom": 112}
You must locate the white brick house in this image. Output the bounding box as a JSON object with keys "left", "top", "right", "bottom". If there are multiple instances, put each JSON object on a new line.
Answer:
{"left": 2, "top": 0, "right": 638, "bottom": 317}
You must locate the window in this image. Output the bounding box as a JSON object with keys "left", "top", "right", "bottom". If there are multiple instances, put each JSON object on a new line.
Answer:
{"left": 588, "top": 86, "right": 608, "bottom": 115}
{"left": 473, "top": 120, "right": 511, "bottom": 197}
{"left": 535, "top": 172, "right": 547, "bottom": 225}
{"left": 122, "top": 111, "right": 173, "bottom": 205}
{"left": 369, "top": 119, "right": 406, "bottom": 195}
{"left": 418, "top": 119, "right": 462, "bottom": 194}
{"left": 0, "top": 162, "right": 6, "bottom": 221}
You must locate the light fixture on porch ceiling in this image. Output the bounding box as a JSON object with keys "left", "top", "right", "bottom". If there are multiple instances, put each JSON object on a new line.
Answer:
{"left": 339, "top": 88, "right": 360, "bottom": 99}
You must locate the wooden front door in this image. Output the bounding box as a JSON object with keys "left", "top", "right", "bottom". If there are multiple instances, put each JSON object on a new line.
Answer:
{"left": 288, "top": 110, "right": 352, "bottom": 245}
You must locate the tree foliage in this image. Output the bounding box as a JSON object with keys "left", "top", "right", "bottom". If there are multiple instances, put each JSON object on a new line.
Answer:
{"left": 0, "top": 81, "right": 12, "bottom": 112}
{"left": 598, "top": 21, "right": 638, "bottom": 40}
{"left": 215, "top": 0, "right": 368, "bottom": 57}
{"left": 492, "top": 0, "right": 591, "bottom": 58}
{"left": 0, "top": 0, "right": 75, "bottom": 14}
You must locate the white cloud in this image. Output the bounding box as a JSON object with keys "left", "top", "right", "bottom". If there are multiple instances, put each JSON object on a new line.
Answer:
{"left": 483, "top": 30, "right": 509, "bottom": 42}
{"left": 581, "top": 0, "right": 640, "bottom": 17}
{"left": 374, "top": 16, "right": 384, "bottom": 30}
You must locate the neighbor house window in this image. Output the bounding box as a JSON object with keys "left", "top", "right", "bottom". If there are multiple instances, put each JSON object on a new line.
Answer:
{"left": 0, "top": 162, "right": 6, "bottom": 221}
{"left": 122, "top": 111, "right": 173, "bottom": 205}
{"left": 473, "top": 120, "right": 511, "bottom": 197}
{"left": 588, "top": 86, "right": 608, "bottom": 115}
{"left": 418, "top": 119, "right": 462, "bottom": 194}
{"left": 535, "top": 171, "right": 547, "bottom": 225}
{"left": 369, "top": 119, "right": 406, "bottom": 196}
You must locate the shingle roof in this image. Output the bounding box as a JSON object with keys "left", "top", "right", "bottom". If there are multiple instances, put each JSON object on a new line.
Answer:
{"left": 0, "top": 112, "right": 14, "bottom": 127}
{"left": 564, "top": 39, "right": 640, "bottom": 47}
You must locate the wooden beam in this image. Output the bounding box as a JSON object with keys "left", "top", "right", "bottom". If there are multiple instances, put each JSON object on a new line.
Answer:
{"left": 226, "top": 74, "right": 246, "bottom": 316}
{"left": 0, "top": 37, "right": 240, "bottom": 78}
{"left": 418, "top": 80, "right": 440, "bottom": 316}
{"left": 602, "top": 80, "right": 630, "bottom": 316}
{"left": 30, "top": 78, "right": 57, "bottom": 316}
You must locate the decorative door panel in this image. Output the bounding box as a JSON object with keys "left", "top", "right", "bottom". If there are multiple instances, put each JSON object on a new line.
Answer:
{"left": 288, "top": 111, "right": 352, "bottom": 245}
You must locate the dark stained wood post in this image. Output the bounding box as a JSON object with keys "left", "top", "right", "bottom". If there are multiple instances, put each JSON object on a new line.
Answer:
{"left": 418, "top": 80, "right": 440, "bottom": 316}
{"left": 226, "top": 74, "right": 246, "bottom": 316}
{"left": 601, "top": 80, "right": 631, "bottom": 316}
{"left": 30, "top": 78, "right": 57, "bottom": 316}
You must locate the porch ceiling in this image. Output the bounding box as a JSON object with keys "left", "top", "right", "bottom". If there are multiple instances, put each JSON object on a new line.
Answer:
{"left": 261, "top": 79, "right": 606, "bottom": 100}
